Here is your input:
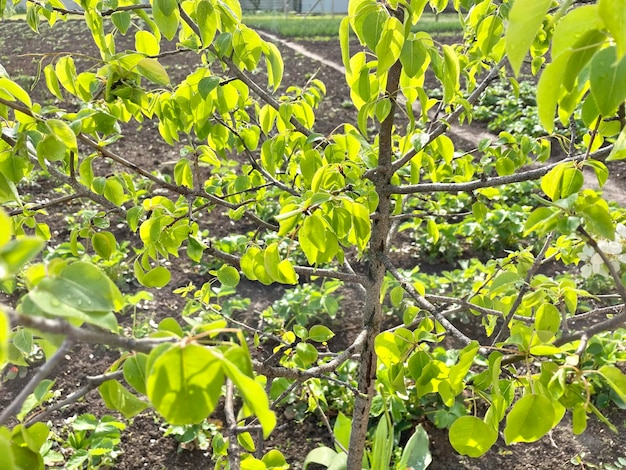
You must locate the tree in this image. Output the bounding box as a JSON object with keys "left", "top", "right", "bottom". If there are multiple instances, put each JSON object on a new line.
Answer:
{"left": 1, "top": 0, "right": 626, "bottom": 468}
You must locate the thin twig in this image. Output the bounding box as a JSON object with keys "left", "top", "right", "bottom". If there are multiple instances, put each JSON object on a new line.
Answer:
{"left": 204, "top": 244, "right": 369, "bottom": 285}
{"left": 382, "top": 254, "right": 475, "bottom": 346}
{"left": 388, "top": 58, "right": 507, "bottom": 174}
{"left": 4, "top": 304, "right": 173, "bottom": 354}
{"left": 492, "top": 233, "right": 554, "bottom": 345}
{"left": 0, "top": 338, "right": 75, "bottom": 426}
{"left": 25, "top": 370, "right": 124, "bottom": 427}
{"left": 253, "top": 330, "right": 367, "bottom": 381}
{"left": 306, "top": 383, "right": 348, "bottom": 454}
{"left": 385, "top": 146, "right": 612, "bottom": 195}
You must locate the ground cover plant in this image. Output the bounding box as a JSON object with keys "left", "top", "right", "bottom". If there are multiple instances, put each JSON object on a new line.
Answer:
{"left": 2, "top": 0, "right": 626, "bottom": 469}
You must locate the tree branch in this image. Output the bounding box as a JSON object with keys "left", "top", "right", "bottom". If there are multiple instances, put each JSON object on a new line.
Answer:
{"left": 492, "top": 233, "right": 554, "bottom": 345}
{"left": 253, "top": 329, "right": 366, "bottom": 382}
{"left": 25, "top": 370, "right": 125, "bottom": 427}
{"left": 382, "top": 255, "right": 475, "bottom": 346}
{"left": 0, "top": 337, "right": 75, "bottom": 426}
{"left": 388, "top": 58, "right": 506, "bottom": 174}
{"left": 385, "top": 146, "right": 612, "bottom": 195}
{"left": 204, "top": 244, "right": 369, "bottom": 285}
{"left": 4, "top": 304, "right": 172, "bottom": 354}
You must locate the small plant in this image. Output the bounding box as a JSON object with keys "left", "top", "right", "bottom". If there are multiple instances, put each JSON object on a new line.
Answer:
{"left": 52, "top": 414, "right": 125, "bottom": 469}
{"left": 164, "top": 419, "right": 220, "bottom": 451}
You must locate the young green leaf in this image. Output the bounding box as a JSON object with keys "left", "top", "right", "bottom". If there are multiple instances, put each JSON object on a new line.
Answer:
{"left": 503, "top": 394, "right": 555, "bottom": 444}
{"left": 449, "top": 416, "right": 497, "bottom": 457}
{"left": 147, "top": 343, "right": 224, "bottom": 424}
{"left": 505, "top": 0, "right": 551, "bottom": 75}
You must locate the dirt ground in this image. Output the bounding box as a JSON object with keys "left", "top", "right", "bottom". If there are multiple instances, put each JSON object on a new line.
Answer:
{"left": 2, "top": 18, "right": 626, "bottom": 470}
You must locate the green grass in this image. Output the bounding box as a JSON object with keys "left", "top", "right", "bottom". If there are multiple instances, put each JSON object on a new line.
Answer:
{"left": 242, "top": 13, "right": 462, "bottom": 38}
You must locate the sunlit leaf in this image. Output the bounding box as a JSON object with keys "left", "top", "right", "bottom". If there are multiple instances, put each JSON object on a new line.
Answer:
{"left": 504, "top": 394, "right": 555, "bottom": 444}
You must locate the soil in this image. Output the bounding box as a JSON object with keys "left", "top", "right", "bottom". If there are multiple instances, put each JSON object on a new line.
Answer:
{"left": 2, "top": 18, "right": 626, "bottom": 470}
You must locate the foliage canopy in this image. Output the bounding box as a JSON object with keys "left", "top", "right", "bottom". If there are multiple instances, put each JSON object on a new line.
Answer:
{"left": 2, "top": 0, "right": 626, "bottom": 468}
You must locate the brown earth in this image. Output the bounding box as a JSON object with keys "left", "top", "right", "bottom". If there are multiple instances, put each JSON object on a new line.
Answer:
{"left": 1, "top": 18, "right": 626, "bottom": 470}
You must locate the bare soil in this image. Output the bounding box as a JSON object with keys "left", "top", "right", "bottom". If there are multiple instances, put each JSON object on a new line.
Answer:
{"left": 2, "top": 19, "right": 626, "bottom": 470}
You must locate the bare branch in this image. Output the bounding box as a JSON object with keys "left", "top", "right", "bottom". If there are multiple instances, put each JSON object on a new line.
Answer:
{"left": 388, "top": 58, "right": 506, "bottom": 174}
{"left": 25, "top": 370, "right": 125, "bottom": 427}
{"left": 492, "top": 233, "right": 554, "bottom": 345}
{"left": 253, "top": 329, "right": 367, "bottom": 381}
{"left": 382, "top": 254, "right": 475, "bottom": 346}
{"left": 0, "top": 337, "right": 75, "bottom": 426}
{"left": 8, "top": 193, "right": 83, "bottom": 216}
{"left": 386, "top": 146, "right": 612, "bottom": 195}
{"left": 4, "top": 304, "right": 173, "bottom": 354}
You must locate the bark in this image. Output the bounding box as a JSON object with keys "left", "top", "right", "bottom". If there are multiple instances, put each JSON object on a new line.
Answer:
{"left": 346, "top": 53, "right": 403, "bottom": 469}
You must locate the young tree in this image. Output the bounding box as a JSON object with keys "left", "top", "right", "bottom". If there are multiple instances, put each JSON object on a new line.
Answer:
{"left": 1, "top": 0, "right": 626, "bottom": 468}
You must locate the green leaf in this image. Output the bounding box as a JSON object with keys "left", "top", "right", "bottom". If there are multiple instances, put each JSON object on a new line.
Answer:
{"left": 607, "top": 126, "right": 626, "bottom": 161}
{"left": 442, "top": 44, "right": 459, "bottom": 103}
{"left": 141, "top": 266, "right": 171, "bottom": 288}
{"left": 333, "top": 412, "right": 351, "bottom": 453}
{"left": 598, "top": 0, "right": 626, "bottom": 59}
{"left": 589, "top": 46, "right": 626, "bottom": 116}
{"left": 263, "top": 41, "right": 283, "bottom": 91}
{"left": 397, "top": 424, "right": 432, "bottom": 469}
{"left": 135, "top": 30, "right": 160, "bottom": 56}
{"left": 92, "top": 231, "right": 116, "bottom": 260}
{"left": 572, "top": 402, "right": 587, "bottom": 435}
{"left": 371, "top": 417, "right": 392, "bottom": 470}
{"left": 376, "top": 16, "right": 404, "bottom": 77}
{"left": 104, "top": 178, "right": 125, "bottom": 206}
{"left": 598, "top": 365, "right": 626, "bottom": 402}
{"left": 217, "top": 353, "right": 276, "bottom": 438}
{"left": 0, "top": 238, "right": 45, "bottom": 279}
{"left": 552, "top": 5, "right": 602, "bottom": 58}
{"left": 216, "top": 265, "right": 240, "bottom": 287}
{"left": 152, "top": 0, "right": 179, "bottom": 41}
{"left": 581, "top": 203, "right": 614, "bottom": 239}
{"left": 296, "top": 342, "right": 318, "bottom": 367}
{"left": 146, "top": 343, "right": 223, "bottom": 424}
{"left": 233, "top": 27, "right": 262, "bottom": 71}
{"left": 535, "top": 304, "right": 560, "bottom": 334}
{"left": 449, "top": 416, "right": 497, "bottom": 457}
{"left": 523, "top": 206, "right": 559, "bottom": 236}
{"left": 542, "top": 164, "right": 566, "bottom": 201}
{"left": 303, "top": 446, "right": 345, "bottom": 470}
{"left": 136, "top": 58, "right": 170, "bottom": 86}
{"left": 123, "top": 353, "right": 148, "bottom": 395}
{"left": 34, "top": 261, "right": 123, "bottom": 314}
{"left": 309, "top": 325, "right": 335, "bottom": 343}
{"left": 505, "top": 0, "right": 552, "bottom": 75}
{"left": 339, "top": 16, "right": 352, "bottom": 74}
{"left": 276, "top": 259, "right": 298, "bottom": 285}
{"left": 36, "top": 135, "right": 66, "bottom": 162}
{"left": 490, "top": 271, "right": 521, "bottom": 296}
{"left": 112, "top": 11, "right": 132, "bottom": 34}
{"left": 0, "top": 307, "right": 8, "bottom": 368}
{"left": 43, "top": 64, "right": 63, "bottom": 100}
{"left": 0, "top": 431, "right": 16, "bottom": 470}
{"left": 400, "top": 38, "right": 429, "bottom": 78}
{"left": 503, "top": 394, "right": 555, "bottom": 444}
{"left": 262, "top": 449, "right": 288, "bottom": 469}
{"left": 99, "top": 380, "right": 149, "bottom": 418}
{"left": 196, "top": 0, "right": 217, "bottom": 45}
{"left": 0, "top": 77, "right": 32, "bottom": 108}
